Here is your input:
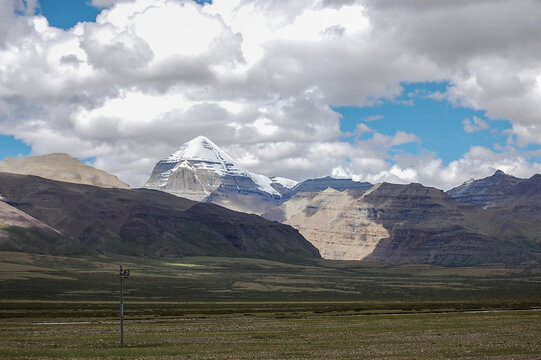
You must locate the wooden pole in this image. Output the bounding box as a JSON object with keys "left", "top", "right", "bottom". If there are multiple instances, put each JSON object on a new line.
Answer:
{"left": 120, "top": 264, "right": 124, "bottom": 347}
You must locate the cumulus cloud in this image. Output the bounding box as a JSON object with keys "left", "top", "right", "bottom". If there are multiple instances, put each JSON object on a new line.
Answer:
{"left": 0, "top": 0, "right": 540, "bottom": 189}
{"left": 333, "top": 145, "right": 541, "bottom": 190}
{"left": 91, "top": 0, "right": 131, "bottom": 8}
{"left": 462, "top": 116, "right": 489, "bottom": 133}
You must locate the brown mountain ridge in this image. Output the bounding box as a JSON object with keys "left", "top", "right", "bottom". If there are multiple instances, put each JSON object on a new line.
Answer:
{"left": 264, "top": 181, "right": 541, "bottom": 266}
{"left": 0, "top": 172, "right": 320, "bottom": 261}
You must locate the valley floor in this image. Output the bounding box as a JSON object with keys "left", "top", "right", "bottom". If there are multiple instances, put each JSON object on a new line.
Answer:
{"left": 1, "top": 251, "right": 541, "bottom": 358}
{"left": 1, "top": 309, "right": 540, "bottom": 359}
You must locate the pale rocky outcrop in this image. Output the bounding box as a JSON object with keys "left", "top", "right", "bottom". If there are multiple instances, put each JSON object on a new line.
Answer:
{"left": 276, "top": 187, "right": 389, "bottom": 261}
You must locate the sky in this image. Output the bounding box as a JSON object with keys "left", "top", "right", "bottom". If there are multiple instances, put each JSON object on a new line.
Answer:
{"left": 1, "top": 0, "right": 540, "bottom": 190}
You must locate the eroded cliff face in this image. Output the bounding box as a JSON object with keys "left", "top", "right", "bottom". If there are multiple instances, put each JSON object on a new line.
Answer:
{"left": 269, "top": 187, "right": 389, "bottom": 261}
{"left": 499, "top": 174, "right": 541, "bottom": 221}
{"left": 448, "top": 171, "right": 541, "bottom": 222}
{"left": 264, "top": 182, "right": 541, "bottom": 266}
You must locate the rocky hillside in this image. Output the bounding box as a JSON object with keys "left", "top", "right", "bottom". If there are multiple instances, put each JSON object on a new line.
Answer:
{"left": 0, "top": 153, "right": 129, "bottom": 189}
{"left": 264, "top": 182, "right": 541, "bottom": 266}
{"left": 447, "top": 171, "right": 541, "bottom": 221}
{"left": 265, "top": 186, "right": 386, "bottom": 260}
{"left": 0, "top": 173, "right": 320, "bottom": 261}
{"left": 0, "top": 199, "right": 75, "bottom": 254}
{"left": 494, "top": 174, "right": 541, "bottom": 221}
{"left": 446, "top": 170, "right": 523, "bottom": 208}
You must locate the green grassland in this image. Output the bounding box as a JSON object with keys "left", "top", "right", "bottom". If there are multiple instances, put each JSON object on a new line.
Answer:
{"left": 1, "top": 251, "right": 541, "bottom": 358}
{"left": 1, "top": 310, "right": 540, "bottom": 359}
{"left": 1, "top": 251, "right": 541, "bottom": 316}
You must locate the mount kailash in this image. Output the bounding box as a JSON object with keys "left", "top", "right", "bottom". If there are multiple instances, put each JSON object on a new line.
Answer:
{"left": 144, "top": 136, "right": 358, "bottom": 214}
{"left": 1, "top": 135, "right": 540, "bottom": 266}
{"left": 144, "top": 136, "right": 541, "bottom": 265}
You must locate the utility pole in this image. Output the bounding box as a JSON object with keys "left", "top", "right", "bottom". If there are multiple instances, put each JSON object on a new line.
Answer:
{"left": 119, "top": 265, "right": 130, "bottom": 347}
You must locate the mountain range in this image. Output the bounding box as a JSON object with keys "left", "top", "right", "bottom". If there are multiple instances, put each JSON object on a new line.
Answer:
{"left": 265, "top": 181, "right": 541, "bottom": 265}
{"left": 144, "top": 136, "right": 373, "bottom": 214}
{"left": 0, "top": 172, "right": 318, "bottom": 260}
{"left": 447, "top": 170, "right": 541, "bottom": 221}
{"left": 1, "top": 135, "right": 540, "bottom": 266}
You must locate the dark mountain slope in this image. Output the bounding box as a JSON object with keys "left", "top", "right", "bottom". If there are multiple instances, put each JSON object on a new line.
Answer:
{"left": 0, "top": 172, "right": 320, "bottom": 260}
{"left": 268, "top": 180, "right": 541, "bottom": 266}
{"left": 0, "top": 200, "right": 76, "bottom": 255}
{"left": 363, "top": 183, "right": 541, "bottom": 266}
{"left": 288, "top": 176, "right": 372, "bottom": 197}
{"left": 446, "top": 170, "right": 523, "bottom": 208}
{"left": 448, "top": 171, "right": 541, "bottom": 222}
{"left": 496, "top": 174, "right": 541, "bottom": 221}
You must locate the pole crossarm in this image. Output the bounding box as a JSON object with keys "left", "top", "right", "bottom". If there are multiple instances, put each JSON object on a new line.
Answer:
{"left": 121, "top": 269, "right": 130, "bottom": 278}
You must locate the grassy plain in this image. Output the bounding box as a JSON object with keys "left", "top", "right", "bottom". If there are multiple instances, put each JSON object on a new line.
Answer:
{"left": 1, "top": 310, "right": 540, "bottom": 359}
{"left": 1, "top": 251, "right": 541, "bottom": 358}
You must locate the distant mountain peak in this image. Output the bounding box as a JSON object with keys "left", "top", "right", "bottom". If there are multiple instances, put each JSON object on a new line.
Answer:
{"left": 161, "top": 136, "right": 248, "bottom": 180}
{"left": 0, "top": 153, "right": 129, "bottom": 189}
{"left": 145, "top": 136, "right": 298, "bottom": 211}
{"left": 463, "top": 177, "right": 475, "bottom": 185}
{"left": 447, "top": 170, "right": 524, "bottom": 208}
{"left": 165, "top": 136, "right": 235, "bottom": 165}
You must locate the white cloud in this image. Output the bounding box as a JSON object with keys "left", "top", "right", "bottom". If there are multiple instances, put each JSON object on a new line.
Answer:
{"left": 390, "top": 131, "right": 420, "bottom": 146}
{"left": 362, "top": 115, "right": 383, "bottom": 122}
{"left": 355, "top": 123, "right": 372, "bottom": 136}
{"left": 462, "top": 116, "right": 489, "bottom": 133}
{"left": 334, "top": 146, "right": 541, "bottom": 190}
{"left": 0, "top": 0, "right": 540, "bottom": 189}
{"left": 91, "top": 0, "right": 131, "bottom": 9}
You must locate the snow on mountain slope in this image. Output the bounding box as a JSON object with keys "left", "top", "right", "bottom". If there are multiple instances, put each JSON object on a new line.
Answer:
{"left": 144, "top": 136, "right": 297, "bottom": 206}
{"left": 165, "top": 136, "right": 244, "bottom": 174}
{"left": 271, "top": 177, "right": 299, "bottom": 189}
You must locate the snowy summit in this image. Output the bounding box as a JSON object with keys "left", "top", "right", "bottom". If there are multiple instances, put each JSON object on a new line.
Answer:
{"left": 165, "top": 136, "right": 250, "bottom": 178}
{"left": 144, "top": 136, "right": 298, "bottom": 212}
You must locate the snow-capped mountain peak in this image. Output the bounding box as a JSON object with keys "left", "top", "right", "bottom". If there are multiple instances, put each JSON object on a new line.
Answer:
{"left": 166, "top": 136, "right": 234, "bottom": 165}
{"left": 145, "top": 136, "right": 298, "bottom": 208}
{"left": 164, "top": 135, "right": 248, "bottom": 178}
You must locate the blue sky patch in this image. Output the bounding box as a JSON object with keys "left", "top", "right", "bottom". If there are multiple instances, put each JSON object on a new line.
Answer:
{"left": 38, "top": 0, "right": 213, "bottom": 30}
{"left": 335, "top": 82, "right": 513, "bottom": 164}
{"left": 79, "top": 156, "right": 97, "bottom": 165}
{"left": 38, "top": 0, "right": 100, "bottom": 29}
{"left": 0, "top": 135, "right": 31, "bottom": 160}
